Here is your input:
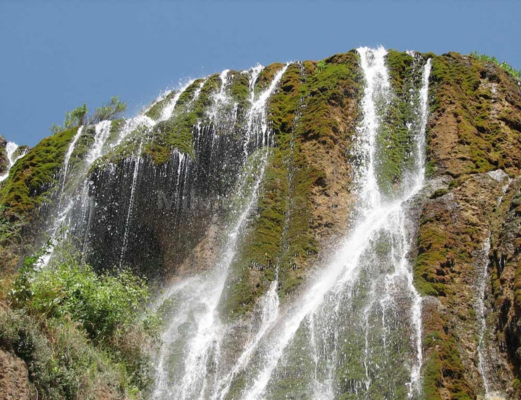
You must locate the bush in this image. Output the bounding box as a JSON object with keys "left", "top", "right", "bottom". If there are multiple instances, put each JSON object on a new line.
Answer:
{"left": 470, "top": 51, "right": 521, "bottom": 80}
{"left": 50, "top": 97, "right": 127, "bottom": 134}
{"left": 51, "top": 104, "right": 88, "bottom": 134}
{"left": 10, "top": 259, "right": 149, "bottom": 341}
{"left": 2, "top": 249, "right": 160, "bottom": 398}
{"left": 0, "top": 308, "right": 125, "bottom": 399}
{"left": 89, "top": 96, "right": 127, "bottom": 124}
{"left": 0, "top": 205, "right": 25, "bottom": 244}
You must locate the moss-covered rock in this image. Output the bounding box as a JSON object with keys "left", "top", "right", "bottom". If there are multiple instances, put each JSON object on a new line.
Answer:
{"left": 0, "top": 127, "right": 80, "bottom": 218}
{"left": 224, "top": 52, "right": 363, "bottom": 318}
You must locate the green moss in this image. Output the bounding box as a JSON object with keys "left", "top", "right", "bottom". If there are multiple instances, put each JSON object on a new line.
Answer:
{"left": 470, "top": 51, "right": 521, "bottom": 80}
{"left": 421, "top": 332, "right": 474, "bottom": 399}
{"left": 228, "top": 70, "right": 251, "bottom": 114}
{"left": 255, "top": 63, "right": 285, "bottom": 95}
{"left": 224, "top": 53, "right": 363, "bottom": 318}
{"left": 430, "top": 189, "right": 449, "bottom": 199}
{"left": 422, "top": 354, "right": 443, "bottom": 400}
{"left": 145, "top": 91, "right": 175, "bottom": 121}
{"left": 176, "top": 78, "right": 205, "bottom": 108}
{"left": 223, "top": 148, "right": 287, "bottom": 318}
{"left": 144, "top": 114, "right": 195, "bottom": 164}
{"left": 374, "top": 50, "right": 432, "bottom": 197}
{"left": 0, "top": 127, "right": 80, "bottom": 218}
{"left": 427, "top": 52, "right": 521, "bottom": 177}
{"left": 13, "top": 145, "right": 29, "bottom": 160}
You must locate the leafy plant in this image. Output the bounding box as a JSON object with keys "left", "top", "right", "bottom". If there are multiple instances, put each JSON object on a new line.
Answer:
{"left": 50, "top": 97, "right": 126, "bottom": 134}
{"left": 2, "top": 248, "right": 160, "bottom": 397}
{"left": 0, "top": 204, "right": 25, "bottom": 244}
{"left": 89, "top": 96, "right": 127, "bottom": 124}
{"left": 470, "top": 51, "right": 521, "bottom": 80}
{"left": 51, "top": 104, "right": 88, "bottom": 134}
{"left": 9, "top": 250, "right": 153, "bottom": 341}
{"left": 315, "top": 60, "right": 326, "bottom": 74}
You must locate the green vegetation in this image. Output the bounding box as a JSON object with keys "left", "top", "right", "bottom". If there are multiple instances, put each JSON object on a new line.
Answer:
{"left": 90, "top": 97, "right": 127, "bottom": 124}
{"left": 378, "top": 50, "right": 432, "bottom": 197}
{"left": 224, "top": 53, "right": 363, "bottom": 318}
{"left": 470, "top": 51, "right": 521, "bottom": 80}
{"left": 0, "top": 247, "right": 159, "bottom": 399}
{"left": 141, "top": 71, "right": 253, "bottom": 166}
{"left": 51, "top": 98, "right": 126, "bottom": 134}
{"left": 315, "top": 60, "right": 326, "bottom": 74}
{"left": 145, "top": 115, "right": 195, "bottom": 164}
{"left": 0, "top": 205, "right": 25, "bottom": 243}
{"left": 427, "top": 52, "right": 521, "bottom": 178}
{"left": 421, "top": 334, "right": 473, "bottom": 400}
{"left": 0, "top": 127, "right": 79, "bottom": 217}
{"left": 51, "top": 104, "right": 88, "bottom": 135}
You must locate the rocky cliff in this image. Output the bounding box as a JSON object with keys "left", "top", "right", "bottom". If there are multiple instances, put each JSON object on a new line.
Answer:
{"left": 1, "top": 48, "right": 520, "bottom": 399}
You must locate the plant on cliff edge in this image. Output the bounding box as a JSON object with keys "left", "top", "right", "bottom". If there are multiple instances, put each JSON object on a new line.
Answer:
{"left": 51, "top": 104, "right": 88, "bottom": 134}
{"left": 89, "top": 96, "right": 127, "bottom": 124}
{"left": 50, "top": 97, "right": 127, "bottom": 134}
{"left": 470, "top": 51, "right": 521, "bottom": 80}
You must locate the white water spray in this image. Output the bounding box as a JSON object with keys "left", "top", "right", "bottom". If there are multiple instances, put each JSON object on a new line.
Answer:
{"left": 0, "top": 141, "right": 27, "bottom": 182}
{"left": 236, "top": 48, "right": 431, "bottom": 400}
{"left": 153, "top": 64, "right": 289, "bottom": 400}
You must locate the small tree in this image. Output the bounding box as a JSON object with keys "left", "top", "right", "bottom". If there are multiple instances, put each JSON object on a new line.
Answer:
{"left": 90, "top": 96, "right": 127, "bottom": 124}
{"left": 49, "top": 97, "right": 126, "bottom": 134}
{"left": 50, "top": 103, "right": 88, "bottom": 134}
{"left": 65, "top": 103, "right": 88, "bottom": 128}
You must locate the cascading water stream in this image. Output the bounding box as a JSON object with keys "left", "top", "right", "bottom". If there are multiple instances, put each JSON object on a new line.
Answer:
{"left": 159, "top": 79, "right": 196, "bottom": 122}
{"left": 35, "top": 126, "right": 85, "bottom": 268}
{"left": 118, "top": 140, "right": 144, "bottom": 268}
{"left": 476, "top": 235, "right": 492, "bottom": 397}
{"left": 24, "top": 46, "right": 440, "bottom": 399}
{"left": 223, "top": 47, "right": 432, "bottom": 400}
{"left": 87, "top": 120, "right": 112, "bottom": 164}
{"left": 153, "top": 64, "right": 289, "bottom": 400}
{"left": 118, "top": 79, "right": 204, "bottom": 268}
{"left": 0, "top": 141, "right": 27, "bottom": 182}
{"left": 475, "top": 171, "right": 510, "bottom": 400}
{"left": 59, "top": 126, "right": 84, "bottom": 201}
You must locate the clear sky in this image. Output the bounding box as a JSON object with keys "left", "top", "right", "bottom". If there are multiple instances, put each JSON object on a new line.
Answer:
{"left": 1, "top": 0, "right": 520, "bottom": 147}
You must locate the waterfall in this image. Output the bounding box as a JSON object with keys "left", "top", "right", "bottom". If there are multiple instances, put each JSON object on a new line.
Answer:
{"left": 35, "top": 126, "right": 85, "bottom": 268}
{"left": 149, "top": 48, "right": 432, "bottom": 400}
{"left": 118, "top": 78, "right": 202, "bottom": 268}
{"left": 218, "top": 48, "right": 432, "bottom": 400}
{"left": 476, "top": 235, "right": 492, "bottom": 397}
{"left": 59, "top": 126, "right": 84, "bottom": 198}
{"left": 118, "top": 140, "right": 144, "bottom": 268}
{"left": 475, "top": 171, "right": 510, "bottom": 400}
{"left": 20, "top": 46, "right": 442, "bottom": 398}
{"left": 0, "top": 141, "right": 27, "bottom": 182}
{"left": 159, "top": 79, "right": 196, "bottom": 122}
{"left": 153, "top": 64, "right": 289, "bottom": 400}
{"left": 87, "top": 120, "right": 112, "bottom": 164}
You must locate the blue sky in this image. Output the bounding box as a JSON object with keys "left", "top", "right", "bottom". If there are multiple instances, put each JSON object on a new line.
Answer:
{"left": 1, "top": 0, "right": 520, "bottom": 147}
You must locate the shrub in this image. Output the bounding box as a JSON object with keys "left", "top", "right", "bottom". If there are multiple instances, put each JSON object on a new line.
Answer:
{"left": 89, "top": 96, "right": 127, "bottom": 124}
{"left": 51, "top": 104, "right": 88, "bottom": 134}
{"left": 0, "top": 205, "right": 25, "bottom": 244}
{"left": 2, "top": 248, "right": 160, "bottom": 398}
{"left": 10, "top": 249, "right": 155, "bottom": 339}
{"left": 50, "top": 97, "right": 127, "bottom": 134}
{"left": 470, "top": 51, "right": 521, "bottom": 80}
{"left": 0, "top": 308, "right": 126, "bottom": 399}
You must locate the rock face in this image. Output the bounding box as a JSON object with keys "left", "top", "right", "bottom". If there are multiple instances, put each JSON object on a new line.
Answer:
{"left": 0, "top": 349, "right": 33, "bottom": 400}
{"left": 415, "top": 52, "right": 521, "bottom": 399}
{"left": 1, "top": 49, "right": 521, "bottom": 398}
